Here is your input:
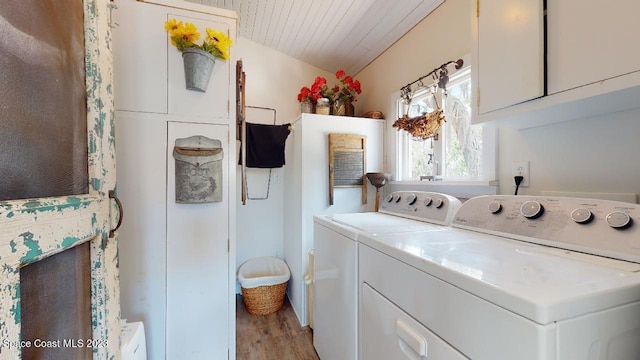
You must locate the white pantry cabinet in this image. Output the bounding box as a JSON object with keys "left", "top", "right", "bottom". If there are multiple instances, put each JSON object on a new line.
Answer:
{"left": 113, "top": 1, "right": 237, "bottom": 359}
{"left": 473, "top": 0, "right": 640, "bottom": 128}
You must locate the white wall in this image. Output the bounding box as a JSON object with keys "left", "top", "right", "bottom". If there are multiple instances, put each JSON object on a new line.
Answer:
{"left": 498, "top": 108, "right": 640, "bottom": 198}
{"left": 356, "top": 0, "right": 640, "bottom": 201}
{"left": 233, "top": 37, "right": 333, "bottom": 289}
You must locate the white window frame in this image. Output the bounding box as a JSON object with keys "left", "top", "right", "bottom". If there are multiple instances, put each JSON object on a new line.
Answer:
{"left": 390, "top": 56, "right": 498, "bottom": 198}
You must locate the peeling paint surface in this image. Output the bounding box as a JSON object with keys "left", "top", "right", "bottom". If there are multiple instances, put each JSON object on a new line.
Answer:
{"left": 0, "top": 0, "right": 119, "bottom": 359}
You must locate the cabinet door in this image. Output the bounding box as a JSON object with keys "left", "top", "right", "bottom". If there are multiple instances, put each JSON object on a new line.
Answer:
{"left": 113, "top": 0, "right": 168, "bottom": 113}
{"left": 167, "top": 14, "right": 232, "bottom": 120}
{"left": 477, "top": 0, "right": 545, "bottom": 114}
{"left": 547, "top": 0, "right": 640, "bottom": 94}
{"left": 115, "top": 112, "right": 168, "bottom": 360}
{"left": 166, "top": 121, "right": 230, "bottom": 359}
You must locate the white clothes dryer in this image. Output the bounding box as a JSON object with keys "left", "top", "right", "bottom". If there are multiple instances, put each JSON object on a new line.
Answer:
{"left": 359, "top": 195, "right": 640, "bottom": 360}
{"left": 312, "top": 191, "right": 461, "bottom": 360}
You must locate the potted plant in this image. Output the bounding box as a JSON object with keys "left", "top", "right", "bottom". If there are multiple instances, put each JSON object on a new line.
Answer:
{"left": 332, "top": 70, "right": 362, "bottom": 116}
{"left": 297, "top": 76, "right": 334, "bottom": 114}
{"left": 297, "top": 71, "right": 362, "bottom": 116}
{"left": 165, "top": 19, "right": 233, "bottom": 92}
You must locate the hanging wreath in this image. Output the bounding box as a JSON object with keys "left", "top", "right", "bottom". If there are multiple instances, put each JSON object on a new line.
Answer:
{"left": 393, "top": 109, "right": 445, "bottom": 140}
{"left": 394, "top": 85, "right": 446, "bottom": 140}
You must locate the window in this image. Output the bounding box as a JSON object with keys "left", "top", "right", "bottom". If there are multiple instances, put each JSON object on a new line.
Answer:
{"left": 396, "top": 66, "right": 492, "bottom": 181}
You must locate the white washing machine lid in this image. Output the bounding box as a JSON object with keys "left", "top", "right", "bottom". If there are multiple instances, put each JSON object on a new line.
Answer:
{"left": 359, "top": 228, "right": 640, "bottom": 325}
{"left": 314, "top": 212, "right": 444, "bottom": 240}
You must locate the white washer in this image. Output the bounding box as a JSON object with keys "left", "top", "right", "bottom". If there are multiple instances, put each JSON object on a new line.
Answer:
{"left": 359, "top": 195, "right": 640, "bottom": 360}
{"left": 312, "top": 191, "right": 461, "bottom": 360}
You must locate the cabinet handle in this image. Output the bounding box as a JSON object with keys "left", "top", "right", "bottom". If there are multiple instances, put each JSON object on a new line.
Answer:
{"left": 396, "top": 319, "right": 427, "bottom": 357}
{"left": 109, "top": 190, "right": 124, "bottom": 238}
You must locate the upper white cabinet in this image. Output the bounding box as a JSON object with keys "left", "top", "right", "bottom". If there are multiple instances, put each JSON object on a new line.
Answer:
{"left": 113, "top": 0, "right": 233, "bottom": 121}
{"left": 167, "top": 13, "right": 231, "bottom": 120}
{"left": 113, "top": 0, "right": 168, "bottom": 114}
{"left": 473, "top": 0, "right": 640, "bottom": 128}
{"left": 476, "top": 0, "right": 544, "bottom": 114}
{"left": 546, "top": 0, "right": 640, "bottom": 94}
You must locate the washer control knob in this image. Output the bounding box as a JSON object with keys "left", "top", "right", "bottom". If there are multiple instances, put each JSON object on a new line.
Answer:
{"left": 606, "top": 211, "right": 632, "bottom": 229}
{"left": 395, "top": 195, "right": 402, "bottom": 203}
{"left": 424, "top": 197, "right": 433, "bottom": 207}
{"left": 488, "top": 202, "right": 502, "bottom": 214}
{"left": 571, "top": 208, "right": 593, "bottom": 224}
{"left": 385, "top": 194, "right": 394, "bottom": 203}
{"left": 521, "top": 201, "right": 544, "bottom": 219}
{"left": 433, "top": 198, "right": 444, "bottom": 208}
{"left": 406, "top": 194, "right": 417, "bottom": 205}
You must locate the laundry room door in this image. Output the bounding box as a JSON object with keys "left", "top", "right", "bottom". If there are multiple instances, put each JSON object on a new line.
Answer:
{"left": 0, "top": 0, "right": 119, "bottom": 359}
{"left": 166, "top": 121, "right": 230, "bottom": 359}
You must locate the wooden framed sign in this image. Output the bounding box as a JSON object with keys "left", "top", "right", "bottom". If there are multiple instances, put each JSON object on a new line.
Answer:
{"left": 328, "top": 133, "right": 367, "bottom": 205}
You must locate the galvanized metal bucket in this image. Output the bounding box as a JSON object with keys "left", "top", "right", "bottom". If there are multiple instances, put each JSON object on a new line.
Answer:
{"left": 182, "top": 48, "right": 215, "bottom": 92}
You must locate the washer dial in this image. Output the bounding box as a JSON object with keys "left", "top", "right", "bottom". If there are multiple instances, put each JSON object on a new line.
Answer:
{"left": 488, "top": 202, "right": 502, "bottom": 214}
{"left": 406, "top": 194, "right": 417, "bottom": 205}
{"left": 521, "top": 201, "right": 544, "bottom": 219}
{"left": 433, "top": 198, "right": 444, "bottom": 208}
{"left": 606, "top": 211, "right": 632, "bottom": 229}
{"left": 571, "top": 208, "right": 593, "bottom": 224}
{"left": 423, "top": 197, "right": 433, "bottom": 207}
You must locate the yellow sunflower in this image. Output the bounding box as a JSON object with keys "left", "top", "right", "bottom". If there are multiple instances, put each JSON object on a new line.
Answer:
{"left": 164, "top": 18, "right": 181, "bottom": 32}
{"left": 205, "top": 29, "right": 233, "bottom": 60}
{"left": 165, "top": 18, "right": 232, "bottom": 61}
{"left": 180, "top": 22, "right": 200, "bottom": 43}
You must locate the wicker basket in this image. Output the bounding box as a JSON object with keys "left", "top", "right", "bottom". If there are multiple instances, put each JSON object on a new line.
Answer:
{"left": 241, "top": 281, "right": 288, "bottom": 315}
{"left": 363, "top": 110, "right": 384, "bottom": 119}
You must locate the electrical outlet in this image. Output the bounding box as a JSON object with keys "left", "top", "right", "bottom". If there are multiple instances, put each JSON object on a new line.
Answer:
{"left": 512, "top": 161, "right": 530, "bottom": 187}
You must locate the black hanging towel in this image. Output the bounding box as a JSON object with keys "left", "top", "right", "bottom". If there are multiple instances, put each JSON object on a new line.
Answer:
{"left": 241, "top": 122, "right": 291, "bottom": 168}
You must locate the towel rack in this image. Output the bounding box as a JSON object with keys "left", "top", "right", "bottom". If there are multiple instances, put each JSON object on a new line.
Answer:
{"left": 244, "top": 106, "right": 277, "bottom": 201}
{"left": 236, "top": 60, "right": 286, "bottom": 204}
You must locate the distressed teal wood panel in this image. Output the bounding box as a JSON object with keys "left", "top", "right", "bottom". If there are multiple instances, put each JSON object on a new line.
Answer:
{"left": 0, "top": 0, "right": 119, "bottom": 359}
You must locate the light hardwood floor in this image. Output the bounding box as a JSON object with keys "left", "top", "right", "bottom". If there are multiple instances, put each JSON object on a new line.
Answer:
{"left": 236, "top": 295, "right": 319, "bottom": 360}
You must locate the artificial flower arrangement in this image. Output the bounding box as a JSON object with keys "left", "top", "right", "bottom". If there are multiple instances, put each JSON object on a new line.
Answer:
{"left": 297, "top": 70, "right": 362, "bottom": 104}
{"left": 334, "top": 70, "right": 362, "bottom": 102}
{"left": 297, "top": 76, "right": 330, "bottom": 103}
{"left": 164, "top": 19, "right": 232, "bottom": 60}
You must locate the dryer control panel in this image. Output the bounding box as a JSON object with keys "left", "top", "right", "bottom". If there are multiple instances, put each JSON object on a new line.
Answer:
{"left": 379, "top": 191, "right": 462, "bottom": 226}
{"left": 453, "top": 195, "right": 640, "bottom": 264}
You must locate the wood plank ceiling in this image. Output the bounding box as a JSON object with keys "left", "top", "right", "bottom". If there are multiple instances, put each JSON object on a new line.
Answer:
{"left": 186, "top": 0, "right": 445, "bottom": 75}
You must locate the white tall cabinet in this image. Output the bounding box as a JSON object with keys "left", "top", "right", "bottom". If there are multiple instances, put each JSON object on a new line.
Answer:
{"left": 283, "top": 114, "right": 384, "bottom": 326}
{"left": 112, "top": 1, "right": 237, "bottom": 359}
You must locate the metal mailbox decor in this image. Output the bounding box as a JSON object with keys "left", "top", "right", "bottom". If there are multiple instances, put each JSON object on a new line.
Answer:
{"left": 173, "top": 135, "right": 223, "bottom": 203}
